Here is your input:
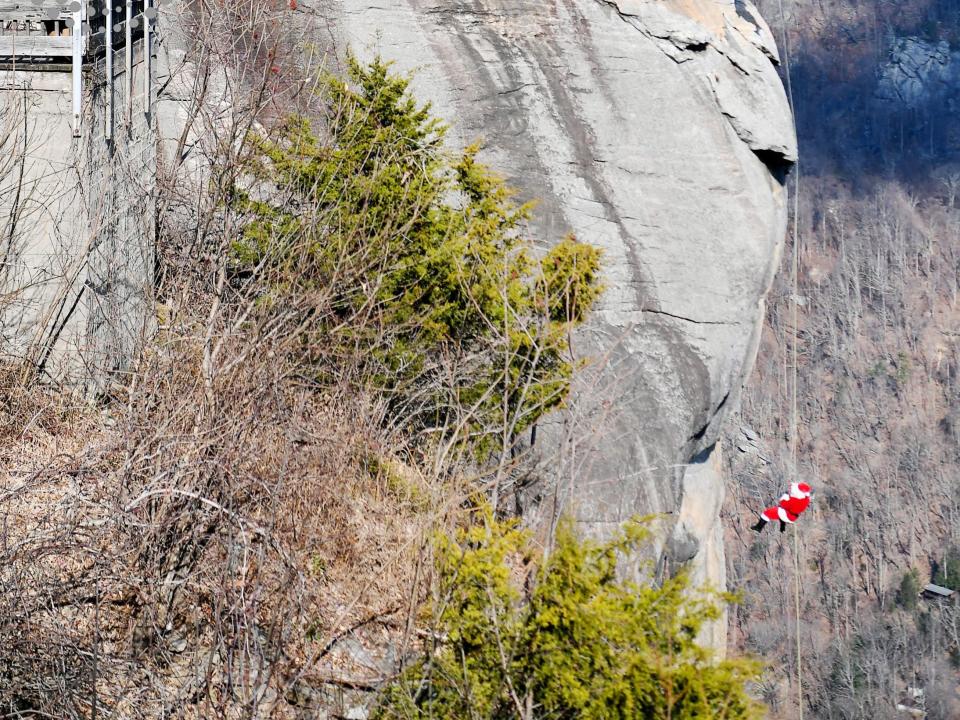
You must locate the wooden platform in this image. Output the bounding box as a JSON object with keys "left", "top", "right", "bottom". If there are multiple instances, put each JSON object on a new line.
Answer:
{"left": 0, "top": 2, "right": 73, "bottom": 13}
{"left": 0, "top": 0, "right": 148, "bottom": 69}
{"left": 1, "top": 5, "right": 75, "bottom": 60}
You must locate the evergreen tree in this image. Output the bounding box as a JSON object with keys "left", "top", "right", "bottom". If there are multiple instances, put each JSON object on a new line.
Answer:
{"left": 933, "top": 547, "right": 960, "bottom": 591}
{"left": 379, "top": 512, "right": 763, "bottom": 720}
{"left": 232, "top": 56, "right": 602, "bottom": 456}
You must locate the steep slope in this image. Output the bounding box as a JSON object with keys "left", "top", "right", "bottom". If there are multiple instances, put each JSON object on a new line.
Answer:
{"left": 317, "top": 0, "right": 796, "bottom": 615}
{"left": 724, "top": 1, "right": 960, "bottom": 715}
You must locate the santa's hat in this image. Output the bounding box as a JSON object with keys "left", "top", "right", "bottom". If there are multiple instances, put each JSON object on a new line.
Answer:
{"left": 789, "top": 482, "right": 812, "bottom": 499}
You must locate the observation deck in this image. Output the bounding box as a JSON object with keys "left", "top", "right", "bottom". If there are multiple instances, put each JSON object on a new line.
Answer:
{"left": 1, "top": 1, "right": 155, "bottom": 134}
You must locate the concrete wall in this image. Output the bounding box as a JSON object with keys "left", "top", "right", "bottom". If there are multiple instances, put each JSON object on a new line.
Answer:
{"left": 0, "top": 41, "right": 155, "bottom": 389}
{"left": 85, "top": 43, "right": 155, "bottom": 391}
{"left": 0, "top": 69, "right": 86, "bottom": 379}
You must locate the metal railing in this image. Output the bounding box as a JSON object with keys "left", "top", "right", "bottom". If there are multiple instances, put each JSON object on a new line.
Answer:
{"left": 0, "top": 2, "right": 148, "bottom": 62}
{"left": 0, "top": 1, "right": 154, "bottom": 137}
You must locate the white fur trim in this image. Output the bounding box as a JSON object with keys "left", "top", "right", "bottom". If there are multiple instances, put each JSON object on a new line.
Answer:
{"left": 777, "top": 507, "right": 795, "bottom": 523}
{"left": 789, "top": 483, "right": 810, "bottom": 499}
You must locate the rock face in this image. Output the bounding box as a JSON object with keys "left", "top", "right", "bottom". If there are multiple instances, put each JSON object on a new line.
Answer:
{"left": 877, "top": 37, "right": 960, "bottom": 109}
{"left": 323, "top": 0, "right": 796, "bottom": 636}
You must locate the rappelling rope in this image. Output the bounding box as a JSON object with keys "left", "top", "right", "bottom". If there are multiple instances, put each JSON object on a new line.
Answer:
{"left": 788, "top": 67, "right": 803, "bottom": 720}
{"left": 776, "top": 0, "right": 804, "bottom": 717}
{"left": 790, "top": 183, "right": 803, "bottom": 720}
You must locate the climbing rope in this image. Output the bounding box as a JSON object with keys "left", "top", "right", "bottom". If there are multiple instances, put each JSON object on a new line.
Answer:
{"left": 789, "top": 74, "right": 803, "bottom": 720}
{"left": 776, "top": 0, "right": 804, "bottom": 717}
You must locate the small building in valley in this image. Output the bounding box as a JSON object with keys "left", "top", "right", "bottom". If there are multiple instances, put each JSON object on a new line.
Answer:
{"left": 920, "top": 583, "right": 956, "bottom": 602}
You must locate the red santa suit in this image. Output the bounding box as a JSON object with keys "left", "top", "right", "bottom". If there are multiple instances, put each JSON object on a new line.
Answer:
{"left": 759, "top": 482, "right": 812, "bottom": 525}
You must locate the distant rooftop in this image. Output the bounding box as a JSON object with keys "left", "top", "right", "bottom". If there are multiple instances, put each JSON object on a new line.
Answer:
{"left": 922, "top": 583, "right": 956, "bottom": 598}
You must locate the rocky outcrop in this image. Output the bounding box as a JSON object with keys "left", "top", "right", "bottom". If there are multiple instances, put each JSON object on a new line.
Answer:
{"left": 317, "top": 0, "right": 796, "bottom": 629}
{"left": 877, "top": 37, "right": 960, "bottom": 109}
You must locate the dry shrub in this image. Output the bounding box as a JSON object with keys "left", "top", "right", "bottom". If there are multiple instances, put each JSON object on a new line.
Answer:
{"left": 0, "top": 310, "right": 450, "bottom": 716}
{"left": 0, "top": 363, "right": 90, "bottom": 445}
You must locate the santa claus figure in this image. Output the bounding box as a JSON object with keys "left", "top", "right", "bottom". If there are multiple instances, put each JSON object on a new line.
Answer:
{"left": 751, "top": 482, "right": 813, "bottom": 532}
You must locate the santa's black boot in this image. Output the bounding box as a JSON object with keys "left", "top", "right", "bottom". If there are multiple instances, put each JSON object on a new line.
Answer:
{"left": 750, "top": 519, "right": 767, "bottom": 533}
{"left": 779, "top": 521, "right": 787, "bottom": 533}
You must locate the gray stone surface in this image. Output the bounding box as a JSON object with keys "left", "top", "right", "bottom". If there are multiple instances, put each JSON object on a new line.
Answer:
{"left": 320, "top": 0, "right": 796, "bottom": 605}
{"left": 1, "top": 0, "right": 796, "bottom": 651}
{"left": 0, "top": 70, "right": 87, "bottom": 378}
{"left": 877, "top": 37, "right": 960, "bottom": 109}
{"left": 0, "top": 42, "right": 155, "bottom": 387}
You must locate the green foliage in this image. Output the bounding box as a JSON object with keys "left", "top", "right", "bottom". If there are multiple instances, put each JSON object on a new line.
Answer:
{"left": 868, "top": 358, "right": 887, "bottom": 379}
{"left": 894, "top": 351, "right": 911, "bottom": 386}
{"left": 378, "top": 512, "right": 763, "bottom": 720}
{"left": 897, "top": 568, "right": 921, "bottom": 611}
{"left": 866, "top": 353, "right": 911, "bottom": 389}
{"left": 231, "top": 56, "right": 602, "bottom": 455}
{"left": 933, "top": 546, "right": 960, "bottom": 591}
{"left": 540, "top": 237, "right": 603, "bottom": 324}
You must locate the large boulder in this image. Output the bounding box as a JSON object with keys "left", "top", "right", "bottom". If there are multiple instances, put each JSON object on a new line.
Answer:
{"left": 320, "top": 0, "right": 796, "bottom": 626}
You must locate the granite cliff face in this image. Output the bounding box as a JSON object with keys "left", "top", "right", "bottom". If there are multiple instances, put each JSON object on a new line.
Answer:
{"left": 319, "top": 0, "right": 796, "bottom": 626}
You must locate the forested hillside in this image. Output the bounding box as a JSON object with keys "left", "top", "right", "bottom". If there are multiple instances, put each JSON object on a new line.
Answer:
{"left": 728, "top": 1, "right": 960, "bottom": 717}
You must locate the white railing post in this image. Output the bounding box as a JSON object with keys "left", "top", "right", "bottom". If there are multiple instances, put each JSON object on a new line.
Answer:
{"left": 143, "top": 0, "right": 151, "bottom": 121}
{"left": 71, "top": 0, "right": 84, "bottom": 137}
{"left": 106, "top": 0, "right": 113, "bottom": 140}
{"left": 125, "top": 0, "right": 132, "bottom": 124}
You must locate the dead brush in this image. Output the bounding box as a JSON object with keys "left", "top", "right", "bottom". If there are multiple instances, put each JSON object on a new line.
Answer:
{"left": 0, "top": 305, "right": 454, "bottom": 716}
{"left": 0, "top": 361, "right": 88, "bottom": 444}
